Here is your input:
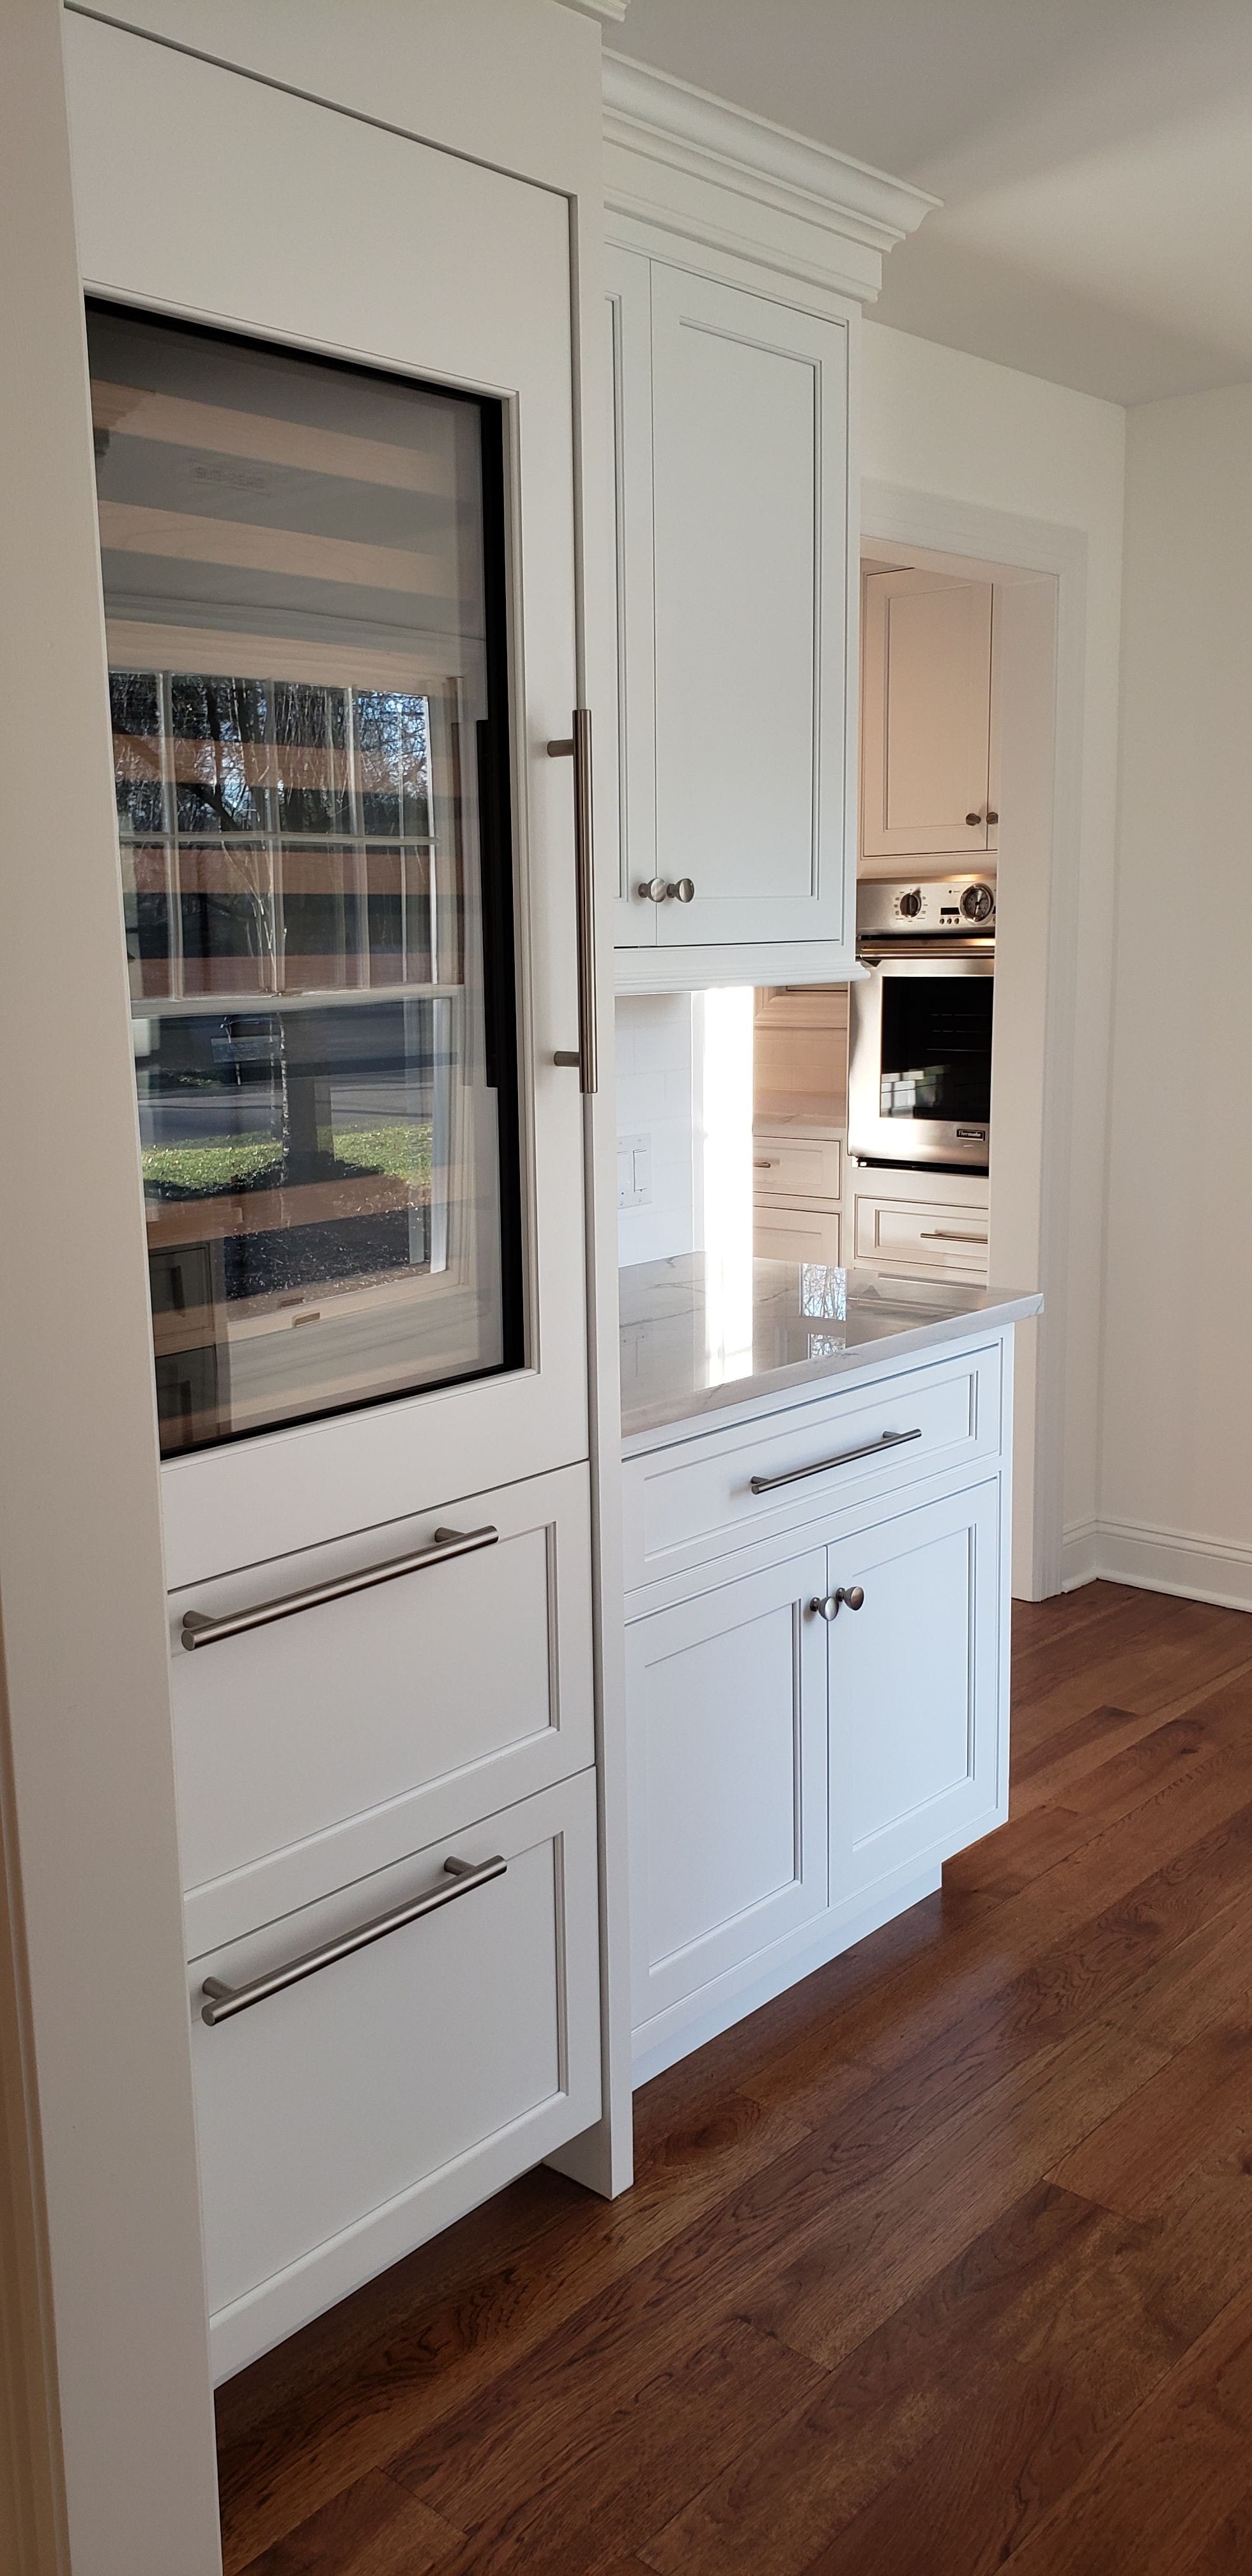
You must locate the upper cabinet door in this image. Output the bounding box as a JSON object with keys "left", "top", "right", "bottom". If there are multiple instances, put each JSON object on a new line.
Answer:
{"left": 66, "top": 16, "right": 588, "bottom": 1583}
{"left": 646, "top": 266, "right": 853, "bottom": 962}
{"left": 861, "top": 570, "right": 995, "bottom": 857}
{"left": 606, "top": 248, "right": 657, "bottom": 950}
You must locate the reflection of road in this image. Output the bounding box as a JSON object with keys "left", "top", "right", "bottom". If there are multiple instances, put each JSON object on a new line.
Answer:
{"left": 138, "top": 1079, "right": 435, "bottom": 1150}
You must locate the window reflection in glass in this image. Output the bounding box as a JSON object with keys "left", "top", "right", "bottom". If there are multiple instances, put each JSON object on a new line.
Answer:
{"left": 90, "top": 302, "right": 521, "bottom": 1454}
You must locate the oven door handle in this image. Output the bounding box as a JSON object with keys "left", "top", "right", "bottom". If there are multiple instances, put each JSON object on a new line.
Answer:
{"left": 856, "top": 941, "right": 995, "bottom": 964}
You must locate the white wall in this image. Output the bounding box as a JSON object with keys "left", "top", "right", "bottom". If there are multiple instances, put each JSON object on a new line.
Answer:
{"left": 862, "top": 323, "right": 1127, "bottom": 1569}
{"left": 615, "top": 994, "right": 704, "bottom": 1266}
{"left": 1096, "top": 384, "right": 1252, "bottom": 1606}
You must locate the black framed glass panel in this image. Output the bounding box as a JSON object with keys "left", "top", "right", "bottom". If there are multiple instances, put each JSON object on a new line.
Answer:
{"left": 88, "top": 303, "right": 523, "bottom": 1455}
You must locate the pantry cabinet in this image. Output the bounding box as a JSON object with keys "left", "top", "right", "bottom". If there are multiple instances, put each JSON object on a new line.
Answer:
{"left": 861, "top": 569, "right": 998, "bottom": 859}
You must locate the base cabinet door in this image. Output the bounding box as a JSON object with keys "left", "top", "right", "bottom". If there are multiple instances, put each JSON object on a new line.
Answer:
{"left": 627, "top": 1547, "right": 828, "bottom": 2047}
{"left": 825, "top": 1480, "right": 1004, "bottom": 1915}
{"left": 190, "top": 1770, "right": 600, "bottom": 2381}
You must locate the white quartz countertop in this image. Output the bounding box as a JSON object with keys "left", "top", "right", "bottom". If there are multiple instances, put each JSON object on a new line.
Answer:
{"left": 620, "top": 1255, "right": 1042, "bottom": 1446}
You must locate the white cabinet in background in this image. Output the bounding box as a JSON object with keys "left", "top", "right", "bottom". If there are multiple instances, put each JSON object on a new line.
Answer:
{"left": 626, "top": 1544, "right": 828, "bottom": 2050}
{"left": 609, "top": 247, "right": 854, "bottom": 985}
{"left": 861, "top": 569, "right": 998, "bottom": 860}
{"left": 850, "top": 1166, "right": 990, "bottom": 1287}
{"left": 754, "top": 1200, "right": 843, "bottom": 1269}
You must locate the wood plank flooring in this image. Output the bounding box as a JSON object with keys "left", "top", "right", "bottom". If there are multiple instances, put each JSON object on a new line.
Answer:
{"left": 217, "top": 1579, "right": 1252, "bottom": 2575}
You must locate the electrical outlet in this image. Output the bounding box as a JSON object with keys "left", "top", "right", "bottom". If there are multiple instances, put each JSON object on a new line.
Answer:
{"left": 618, "top": 1131, "right": 652, "bottom": 1210}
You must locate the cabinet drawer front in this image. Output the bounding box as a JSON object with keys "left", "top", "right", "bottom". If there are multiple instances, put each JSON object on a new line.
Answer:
{"left": 171, "top": 1462, "right": 592, "bottom": 1940}
{"left": 623, "top": 1343, "right": 1002, "bottom": 1595}
{"left": 192, "top": 1771, "right": 600, "bottom": 2380}
{"left": 853, "top": 1193, "right": 989, "bottom": 1281}
{"left": 627, "top": 1548, "right": 828, "bottom": 2038}
{"left": 752, "top": 1133, "right": 843, "bottom": 1202}
{"left": 754, "top": 1199, "right": 842, "bottom": 1268}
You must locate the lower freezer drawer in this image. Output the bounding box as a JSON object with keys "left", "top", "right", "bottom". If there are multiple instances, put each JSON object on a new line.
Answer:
{"left": 190, "top": 1769, "right": 600, "bottom": 2382}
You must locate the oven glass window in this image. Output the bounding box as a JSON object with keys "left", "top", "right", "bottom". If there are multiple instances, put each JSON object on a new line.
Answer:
{"left": 879, "top": 974, "right": 993, "bottom": 1121}
{"left": 88, "top": 302, "right": 523, "bottom": 1457}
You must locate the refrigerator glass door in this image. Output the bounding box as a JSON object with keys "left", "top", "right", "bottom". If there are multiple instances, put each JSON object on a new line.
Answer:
{"left": 89, "top": 303, "right": 521, "bottom": 1455}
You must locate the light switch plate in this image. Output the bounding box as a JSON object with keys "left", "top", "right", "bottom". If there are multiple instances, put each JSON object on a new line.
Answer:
{"left": 618, "top": 1131, "right": 652, "bottom": 1209}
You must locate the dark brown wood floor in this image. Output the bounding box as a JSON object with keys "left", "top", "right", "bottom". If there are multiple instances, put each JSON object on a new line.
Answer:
{"left": 218, "top": 1578, "right": 1252, "bottom": 2575}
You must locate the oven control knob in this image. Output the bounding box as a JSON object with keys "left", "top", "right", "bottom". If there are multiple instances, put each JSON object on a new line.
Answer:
{"left": 897, "top": 888, "right": 923, "bottom": 918}
{"left": 960, "top": 882, "right": 995, "bottom": 923}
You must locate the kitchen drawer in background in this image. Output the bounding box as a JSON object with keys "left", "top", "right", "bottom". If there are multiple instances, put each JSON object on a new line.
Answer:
{"left": 192, "top": 1770, "right": 600, "bottom": 2380}
{"left": 853, "top": 1192, "right": 989, "bottom": 1283}
{"left": 754, "top": 1198, "right": 843, "bottom": 1269}
{"left": 752, "top": 1128, "right": 843, "bottom": 1204}
{"left": 171, "top": 1461, "right": 592, "bottom": 1948}
{"left": 623, "top": 1338, "right": 1002, "bottom": 1597}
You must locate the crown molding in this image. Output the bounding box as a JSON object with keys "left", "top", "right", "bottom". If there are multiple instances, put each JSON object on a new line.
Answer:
{"left": 603, "top": 52, "right": 936, "bottom": 262}
{"left": 556, "top": 1, "right": 632, "bottom": 22}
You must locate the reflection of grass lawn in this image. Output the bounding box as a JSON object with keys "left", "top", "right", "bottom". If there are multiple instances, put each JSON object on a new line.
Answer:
{"left": 142, "top": 1123, "right": 433, "bottom": 1193}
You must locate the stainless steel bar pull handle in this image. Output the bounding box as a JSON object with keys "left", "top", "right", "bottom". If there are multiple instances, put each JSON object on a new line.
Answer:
{"left": 179, "top": 1523, "right": 499, "bottom": 1652}
{"left": 811, "top": 1586, "right": 865, "bottom": 1621}
{"left": 548, "top": 708, "right": 598, "bottom": 1094}
{"left": 920, "top": 1230, "right": 988, "bottom": 1245}
{"left": 199, "top": 1853, "right": 507, "bottom": 2026}
{"left": 750, "top": 1427, "right": 921, "bottom": 1496}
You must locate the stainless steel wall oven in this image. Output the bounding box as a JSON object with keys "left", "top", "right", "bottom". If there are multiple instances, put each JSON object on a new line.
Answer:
{"left": 848, "top": 877, "right": 995, "bottom": 1172}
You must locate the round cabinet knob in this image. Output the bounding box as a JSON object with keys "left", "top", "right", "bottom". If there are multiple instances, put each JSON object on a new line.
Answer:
{"left": 987, "top": 809, "right": 998, "bottom": 825}
{"left": 669, "top": 877, "right": 696, "bottom": 904}
{"left": 960, "top": 881, "right": 995, "bottom": 924}
{"left": 897, "top": 888, "right": 923, "bottom": 919}
{"left": 638, "top": 878, "right": 668, "bottom": 903}
{"left": 810, "top": 1584, "right": 866, "bottom": 1621}
{"left": 966, "top": 811, "right": 982, "bottom": 827}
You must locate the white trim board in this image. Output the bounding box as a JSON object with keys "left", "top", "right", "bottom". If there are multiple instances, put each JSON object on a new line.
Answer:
{"left": 1065, "top": 1521, "right": 1252, "bottom": 1616}
{"left": 602, "top": 50, "right": 934, "bottom": 307}
{"left": 862, "top": 482, "right": 1090, "bottom": 1607}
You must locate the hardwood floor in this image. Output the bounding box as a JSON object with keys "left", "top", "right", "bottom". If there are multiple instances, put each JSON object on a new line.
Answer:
{"left": 217, "top": 1579, "right": 1252, "bottom": 2575}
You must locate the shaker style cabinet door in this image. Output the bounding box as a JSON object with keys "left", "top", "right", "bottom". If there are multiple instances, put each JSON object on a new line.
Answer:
{"left": 66, "top": 14, "right": 590, "bottom": 1583}
{"left": 646, "top": 266, "right": 853, "bottom": 953}
{"left": 606, "top": 246, "right": 658, "bottom": 949}
{"left": 824, "top": 1480, "right": 1004, "bottom": 1918}
{"left": 627, "top": 1546, "right": 828, "bottom": 2053}
{"left": 861, "top": 570, "right": 996, "bottom": 857}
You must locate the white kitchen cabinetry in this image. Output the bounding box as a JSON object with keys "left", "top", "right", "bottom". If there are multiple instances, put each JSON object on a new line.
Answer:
{"left": 825, "top": 1480, "right": 1000, "bottom": 1919}
{"left": 69, "top": 11, "right": 607, "bottom": 2381}
{"left": 754, "top": 1199, "right": 844, "bottom": 1268}
{"left": 623, "top": 1328, "right": 1012, "bottom": 2082}
{"left": 192, "top": 1770, "right": 600, "bottom": 2381}
{"left": 602, "top": 57, "right": 933, "bottom": 990}
{"left": 753, "top": 1121, "right": 844, "bottom": 1268}
{"left": 626, "top": 1544, "right": 828, "bottom": 2051}
{"left": 620, "top": 259, "right": 853, "bottom": 963}
{"left": 861, "top": 569, "right": 998, "bottom": 860}
{"left": 850, "top": 1165, "right": 990, "bottom": 1287}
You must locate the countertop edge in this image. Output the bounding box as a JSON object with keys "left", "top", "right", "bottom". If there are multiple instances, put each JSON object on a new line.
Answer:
{"left": 621, "top": 1291, "right": 1042, "bottom": 1454}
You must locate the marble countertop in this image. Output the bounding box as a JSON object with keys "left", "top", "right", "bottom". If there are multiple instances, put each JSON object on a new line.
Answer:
{"left": 620, "top": 1255, "right": 1042, "bottom": 1446}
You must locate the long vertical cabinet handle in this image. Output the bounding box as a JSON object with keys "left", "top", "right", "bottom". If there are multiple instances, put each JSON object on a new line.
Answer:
{"left": 547, "top": 707, "right": 598, "bottom": 1094}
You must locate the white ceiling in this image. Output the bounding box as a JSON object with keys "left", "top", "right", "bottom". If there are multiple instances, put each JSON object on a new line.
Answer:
{"left": 614, "top": 0, "right": 1252, "bottom": 406}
